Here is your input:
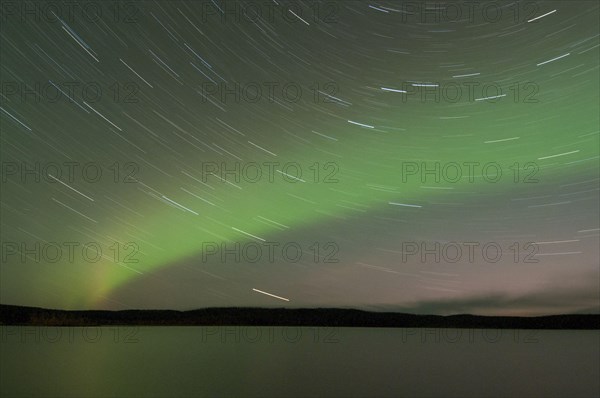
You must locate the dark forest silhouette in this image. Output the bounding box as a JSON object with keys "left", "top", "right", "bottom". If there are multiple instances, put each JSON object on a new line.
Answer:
{"left": 1, "top": 304, "right": 598, "bottom": 329}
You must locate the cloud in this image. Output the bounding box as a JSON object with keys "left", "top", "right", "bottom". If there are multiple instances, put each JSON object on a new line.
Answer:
{"left": 391, "top": 282, "right": 599, "bottom": 316}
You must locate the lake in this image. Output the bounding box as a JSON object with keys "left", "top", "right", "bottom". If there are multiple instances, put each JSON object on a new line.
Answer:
{"left": 1, "top": 327, "right": 598, "bottom": 397}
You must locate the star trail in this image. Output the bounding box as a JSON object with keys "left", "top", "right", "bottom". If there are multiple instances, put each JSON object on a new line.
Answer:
{"left": 0, "top": 0, "right": 598, "bottom": 315}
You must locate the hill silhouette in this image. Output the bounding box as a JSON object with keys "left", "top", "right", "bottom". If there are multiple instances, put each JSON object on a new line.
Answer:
{"left": 1, "top": 304, "right": 598, "bottom": 329}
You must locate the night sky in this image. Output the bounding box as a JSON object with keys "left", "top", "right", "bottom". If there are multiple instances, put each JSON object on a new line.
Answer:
{"left": 0, "top": 0, "right": 598, "bottom": 315}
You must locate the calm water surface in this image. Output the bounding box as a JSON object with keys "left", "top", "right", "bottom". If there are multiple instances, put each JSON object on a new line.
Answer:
{"left": 1, "top": 327, "right": 598, "bottom": 397}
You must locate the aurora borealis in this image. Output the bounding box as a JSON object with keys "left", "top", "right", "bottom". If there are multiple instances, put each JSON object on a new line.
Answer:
{"left": 0, "top": 0, "right": 598, "bottom": 315}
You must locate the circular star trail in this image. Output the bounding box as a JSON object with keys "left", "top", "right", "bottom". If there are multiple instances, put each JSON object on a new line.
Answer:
{"left": 0, "top": 0, "right": 598, "bottom": 315}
